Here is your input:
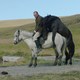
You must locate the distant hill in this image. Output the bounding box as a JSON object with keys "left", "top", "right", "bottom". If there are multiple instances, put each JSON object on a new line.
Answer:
{"left": 0, "top": 19, "right": 34, "bottom": 28}
{"left": 61, "top": 14, "right": 80, "bottom": 26}
{"left": 0, "top": 14, "right": 80, "bottom": 28}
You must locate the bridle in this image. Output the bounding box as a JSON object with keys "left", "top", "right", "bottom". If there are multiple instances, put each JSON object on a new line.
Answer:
{"left": 16, "top": 30, "right": 22, "bottom": 43}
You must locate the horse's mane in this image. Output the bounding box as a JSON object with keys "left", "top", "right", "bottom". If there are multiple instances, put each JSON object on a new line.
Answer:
{"left": 21, "top": 30, "right": 33, "bottom": 38}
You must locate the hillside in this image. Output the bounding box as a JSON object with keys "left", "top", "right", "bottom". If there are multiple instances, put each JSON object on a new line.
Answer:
{"left": 0, "top": 14, "right": 80, "bottom": 29}
{"left": 61, "top": 14, "right": 80, "bottom": 26}
{"left": 0, "top": 19, "right": 34, "bottom": 28}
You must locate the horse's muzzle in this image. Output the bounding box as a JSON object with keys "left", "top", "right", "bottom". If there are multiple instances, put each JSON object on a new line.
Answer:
{"left": 14, "top": 41, "right": 17, "bottom": 45}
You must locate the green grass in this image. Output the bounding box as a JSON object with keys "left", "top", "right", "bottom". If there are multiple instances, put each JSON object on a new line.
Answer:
{"left": 0, "top": 71, "right": 80, "bottom": 80}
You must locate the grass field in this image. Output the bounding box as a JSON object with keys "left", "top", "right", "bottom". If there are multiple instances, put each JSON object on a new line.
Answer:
{"left": 0, "top": 14, "right": 80, "bottom": 80}
{"left": 0, "top": 14, "right": 80, "bottom": 66}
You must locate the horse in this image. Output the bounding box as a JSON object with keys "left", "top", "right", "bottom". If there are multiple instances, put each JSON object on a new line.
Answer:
{"left": 39, "top": 15, "right": 75, "bottom": 65}
{"left": 14, "top": 30, "right": 67, "bottom": 67}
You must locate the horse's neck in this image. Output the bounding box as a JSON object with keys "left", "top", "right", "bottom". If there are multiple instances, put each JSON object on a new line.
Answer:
{"left": 20, "top": 31, "right": 36, "bottom": 49}
{"left": 21, "top": 31, "right": 33, "bottom": 38}
{"left": 24, "top": 38, "right": 36, "bottom": 49}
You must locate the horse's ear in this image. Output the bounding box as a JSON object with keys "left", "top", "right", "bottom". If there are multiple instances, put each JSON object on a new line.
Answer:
{"left": 18, "top": 30, "right": 20, "bottom": 35}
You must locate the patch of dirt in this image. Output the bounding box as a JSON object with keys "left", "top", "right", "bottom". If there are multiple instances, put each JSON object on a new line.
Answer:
{"left": 0, "top": 56, "right": 80, "bottom": 76}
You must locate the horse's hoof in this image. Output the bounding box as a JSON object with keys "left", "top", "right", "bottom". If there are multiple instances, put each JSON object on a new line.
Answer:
{"left": 28, "top": 63, "right": 33, "bottom": 67}
{"left": 34, "top": 64, "right": 37, "bottom": 67}
{"left": 69, "top": 62, "right": 72, "bottom": 65}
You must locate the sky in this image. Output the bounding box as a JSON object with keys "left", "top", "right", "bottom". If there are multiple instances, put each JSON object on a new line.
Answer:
{"left": 0, "top": 0, "right": 80, "bottom": 20}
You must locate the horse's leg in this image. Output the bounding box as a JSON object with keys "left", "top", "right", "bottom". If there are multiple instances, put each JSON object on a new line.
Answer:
{"left": 65, "top": 50, "right": 69, "bottom": 65}
{"left": 69, "top": 53, "right": 72, "bottom": 65}
{"left": 34, "top": 53, "right": 38, "bottom": 67}
{"left": 58, "top": 54, "right": 63, "bottom": 66}
{"left": 67, "top": 47, "right": 73, "bottom": 65}
{"left": 53, "top": 48, "right": 59, "bottom": 66}
{"left": 65, "top": 51, "right": 72, "bottom": 65}
{"left": 57, "top": 47, "right": 63, "bottom": 66}
{"left": 65, "top": 52, "right": 72, "bottom": 65}
{"left": 62, "top": 40, "right": 68, "bottom": 65}
{"left": 29, "top": 50, "right": 34, "bottom": 67}
{"left": 29, "top": 56, "right": 34, "bottom": 67}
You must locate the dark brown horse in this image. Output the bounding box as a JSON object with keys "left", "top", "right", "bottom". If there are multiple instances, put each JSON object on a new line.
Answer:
{"left": 39, "top": 15, "right": 75, "bottom": 65}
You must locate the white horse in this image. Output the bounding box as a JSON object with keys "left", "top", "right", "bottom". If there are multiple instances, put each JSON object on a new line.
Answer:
{"left": 14, "top": 30, "right": 66, "bottom": 67}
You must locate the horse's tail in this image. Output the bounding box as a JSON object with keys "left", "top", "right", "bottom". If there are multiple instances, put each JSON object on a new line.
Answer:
{"left": 65, "top": 42, "right": 75, "bottom": 62}
{"left": 67, "top": 34, "right": 75, "bottom": 59}
{"left": 67, "top": 41, "right": 75, "bottom": 59}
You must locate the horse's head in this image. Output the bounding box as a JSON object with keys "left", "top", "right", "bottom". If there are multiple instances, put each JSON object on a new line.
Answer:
{"left": 14, "top": 30, "right": 22, "bottom": 44}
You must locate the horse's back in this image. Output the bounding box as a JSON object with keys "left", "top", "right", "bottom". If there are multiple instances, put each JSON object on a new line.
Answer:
{"left": 42, "top": 32, "right": 53, "bottom": 48}
{"left": 42, "top": 32, "right": 66, "bottom": 48}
